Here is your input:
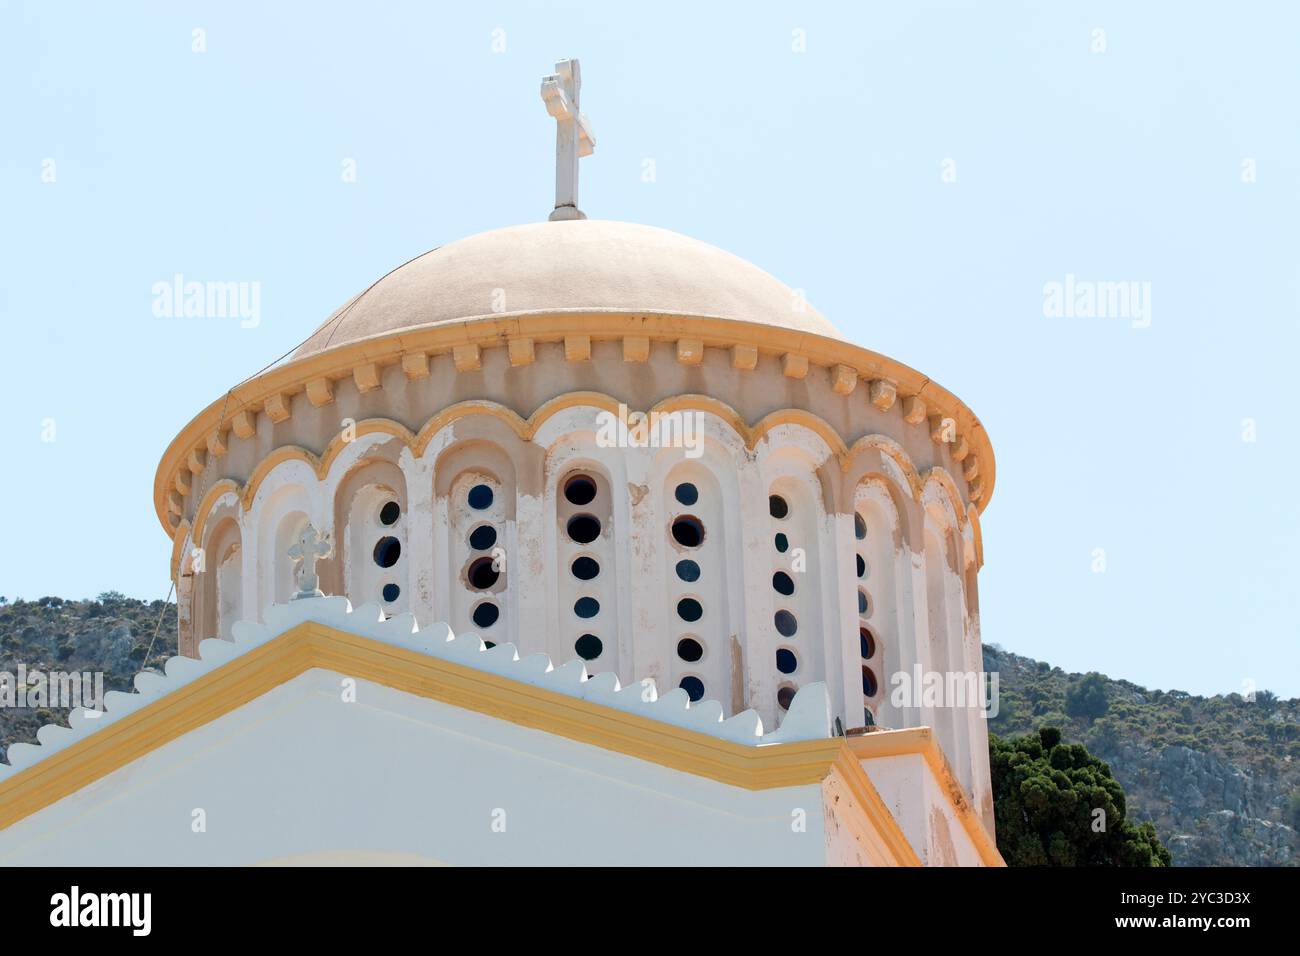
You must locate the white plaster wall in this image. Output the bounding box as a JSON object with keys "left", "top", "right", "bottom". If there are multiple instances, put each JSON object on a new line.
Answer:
{"left": 858, "top": 753, "right": 983, "bottom": 867}
{"left": 0, "top": 671, "right": 830, "bottom": 867}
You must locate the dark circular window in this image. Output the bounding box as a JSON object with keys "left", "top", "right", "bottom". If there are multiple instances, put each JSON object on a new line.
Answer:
{"left": 769, "top": 494, "right": 789, "bottom": 519}
{"left": 858, "top": 590, "right": 869, "bottom": 615}
{"left": 670, "top": 515, "right": 704, "bottom": 548}
{"left": 774, "top": 532, "right": 789, "bottom": 553}
{"left": 379, "top": 501, "right": 401, "bottom": 526}
{"left": 774, "top": 609, "right": 798, "bottom": 637}
{"left": 856, "top": 553, "right": 866, "bottom": 578}
{"left": 860, "top": 627, "right": 876, "bottom": 660}
{"left": 566, "top": 513, "right": 602, "bottom": 544}
{"left": 571, "top": 555, "right": 600, "bottom": 581}
{"left": 772, "top": 571, "right": 795, "bottom": 596}
{"left": 574, "top": 596, "right": 600, "bottom": 619}
{"left": 469, "top": 524, "right": 497, "bottom": 551}
{"left": 575, "top": 633, "right": 603, "bottom": 661}
{"left": 776, "top": 648, "right": 797, "bottom": 674}
{"left": 467, "top": 484, "right": 494, "bottom": 510}
{"left": 676, "top": 637, "right": 704, "bottom": 662}
{"left": 676, "top": 598, "right": 703, "bottom": 623}
{"left": 674, "top": 482, "right": 699, "bottom": 506}
{"left": 862, "top": 666, "right": 878, "bottom": 698}
{"left": 675, "top": 559, "right": 700, "bottom": 583}
{"left": 373, "top": 536, "right": 401, "bottom": 568}
{"left": 777, "top": 685, "right": 797, "bottom": 711}
{"left": 679, "top": 676, "right": 705, "bottom": 702}
{"left": 563, "top": 474, "right": 597, "bottom": 506}
{"left": 854, "top": 513, "right": 867, "bottom": 540}
{"left": 467, "top": 556, "right": 500, "bottom": 590}
{"left": 382, "top": 583, "right": 400, "bottom": 603}
{"left": 472, "top": 601, "right": 499, "bottom": 628}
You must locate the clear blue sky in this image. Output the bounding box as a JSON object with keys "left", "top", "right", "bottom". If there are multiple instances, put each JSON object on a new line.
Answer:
{"left": 1, "top": 1, "right": 1296, "bottom": 697}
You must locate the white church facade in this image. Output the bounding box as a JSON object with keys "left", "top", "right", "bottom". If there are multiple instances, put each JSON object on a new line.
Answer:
{"left": 0, "top": 60, "right": 1002, "bottom": 866}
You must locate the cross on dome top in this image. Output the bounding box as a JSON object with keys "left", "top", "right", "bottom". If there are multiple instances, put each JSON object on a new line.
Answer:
{"left": 540, "top": 58, "right": 596, "bottom": 221}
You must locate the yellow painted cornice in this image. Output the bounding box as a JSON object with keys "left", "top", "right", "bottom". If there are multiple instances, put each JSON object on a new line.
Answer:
{"left": 154, "top": 314, "right": 995, "bottom": 537}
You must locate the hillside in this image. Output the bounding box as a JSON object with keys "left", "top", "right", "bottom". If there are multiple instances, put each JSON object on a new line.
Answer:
{"left": 0, "top": 594, "right": 176, "bottom": 763}
{"left": 984, "top": 644, "right": 1298, "bottom": 866}
{"left": 0, "top": 595, "right": 1295, "bottom": 865}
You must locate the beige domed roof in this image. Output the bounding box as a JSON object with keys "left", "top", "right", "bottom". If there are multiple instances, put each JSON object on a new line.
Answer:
{"left": 294, "top": 219, "right": 842, "bottom": 358}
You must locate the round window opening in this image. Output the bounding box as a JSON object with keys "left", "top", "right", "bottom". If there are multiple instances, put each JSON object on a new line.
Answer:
{"left": 679, "top": 676, "right": 705, "bottom": 703}
{"left": 571, "top": 555, "right": 600, "bottom": 581}
{"left": 467, "top": 557, "right": 500, "bottom": 591}
{"left": 774, "top": 532, "right": 789, "bottom": 553}
{"left": 776, "top": 648, "right": 798, "bottom": 674}
{"left": 777, "top": 685, "right": 797, "bottom": 711}
{"left": 575, "top": 633, "right": 603, "bottom": 661}
{"left": 563, "top": 474, "right": 598, "bottom": 506}
{"left": 574, "top": 596, "right": 600, "bottom": 619}
{"left": 382, "top": 583, "right": 400, "bottom": 603}
{"left": 674, "top": 482, "right": 699, "bottom": 506}
{"left": 772, "top": 571, "right": 795, "bottom": 596}
{"left": 676, "top": 637, "right": 704, "bottom": 663}
{"left": 774, "top": 609, "right": 798, "bottom": 637}
{"left": 467, "top": 484, "right": 494, "bottom": 510}
{"left": 373, "top": 536, "right": 401, "bottom": 568}
{"left": 858, "top": 590, "right": 870, "bottom": 615}
{"left": 854, "top": 513, "right": 867, "bottom": 540}
{"left": 860, "top": 627, "right": 876, "bottom": 660}
{"left": 472, "top": 601, "right": 499, "bottom": 629}
{"left": 670, "top": 515, "right": 704, "bottom": 548}
{"left": 379, "top": 501, "right": 401, "bottom": 526}
{"left": 675, "top": 559, "right": 700, "bottom": 583}
{"left": 677, "top": 598, "right": 703, "bottom": 623}
{"left": 566, "top": 513, "right": 602, "bottom": 544}
{"left": 769, "top": 494, "right": 789, "bottom": 519}
{"left": 862, "top": 666, "right": 878, "bottom": 698}
{"left": 856, "top": 553, "right": 866, "bottom": 579}
{"left": 468, "top": 525, "right": 497, "bottom": 551}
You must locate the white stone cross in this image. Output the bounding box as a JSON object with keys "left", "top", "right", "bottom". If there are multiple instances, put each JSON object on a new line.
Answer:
{"left": 540, "top": 58, "right": 595, "bottom": 221}
{"left": 288, "top": 523, "right": 332, "bottom": 600}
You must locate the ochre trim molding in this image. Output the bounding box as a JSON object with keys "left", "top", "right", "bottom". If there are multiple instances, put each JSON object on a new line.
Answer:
{"left": 170, "top": 518, "right": 192, "bottom": 581}
{"left": 181, "top": 393, "right": 973, "bottom": 576}
{"left": 154, "top": 313, "right": 995, "bottom": 536}
{"left": 848, "top": 728, "right": 1004, "bottom": 867}
{"left": 0, "top": 622, "right": 931, "bottom": 865}
{"left": 188, "top": 479, "right": 240, "bottom": 550}
{"left": 829, "top": 748, "right": 922, "bottom": 866}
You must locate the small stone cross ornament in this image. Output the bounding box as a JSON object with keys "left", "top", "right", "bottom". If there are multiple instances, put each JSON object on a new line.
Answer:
{"left": 288, "top": 523, "right": 332, "bottom": 600}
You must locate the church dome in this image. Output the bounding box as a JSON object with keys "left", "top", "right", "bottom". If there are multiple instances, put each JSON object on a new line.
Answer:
{"left": 293, "top": 219, "right": 843, "bottom": 358}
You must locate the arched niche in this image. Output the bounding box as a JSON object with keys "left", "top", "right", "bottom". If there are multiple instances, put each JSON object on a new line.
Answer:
{"left": 762, "top": 451, "right": 831, "bottom": 728}
{"left": 434, "top": 438, "right": 519, "bottom": 644}
{"left": 549, "top": 454, "right": 619, "bottom": 677}
{"left": 853, "top": 477, "right": 907, "bottom": 728}
{"left": 333, "top": 449, "right": 409, "bottom": 614}
{"left": 659, "top": 450, "right": 734, "bottom": 713}
{"left": 196, "top": 512, "right": 243, "bottom": 642}
{"left": 256, "top": 482, "right": 315, "bottom": 612}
